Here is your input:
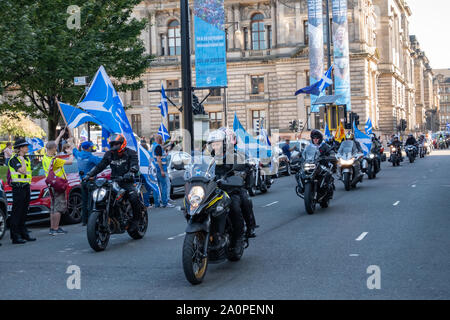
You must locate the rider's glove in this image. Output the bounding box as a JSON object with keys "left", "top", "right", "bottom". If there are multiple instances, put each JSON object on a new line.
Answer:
{"left": 124, "top": 172, "right": 135, "bottom": 182}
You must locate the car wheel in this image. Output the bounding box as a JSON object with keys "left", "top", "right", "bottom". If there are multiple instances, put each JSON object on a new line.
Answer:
{"left": 64, "top": 192, "right": 83, "bottom": 224}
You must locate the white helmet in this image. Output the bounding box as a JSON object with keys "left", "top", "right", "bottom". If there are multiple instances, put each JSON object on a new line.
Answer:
{"left": 206, "top": 127, "right": 236, "bottom": 158}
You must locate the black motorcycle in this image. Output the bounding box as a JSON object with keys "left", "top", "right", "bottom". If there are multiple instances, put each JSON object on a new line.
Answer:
{"left": 336, "top": 140, "right": 365, "bottom": 191}
{"left": 389, "top": 145, "right": 402, "bottom": 167}
{"left": 295, "top": 144, "right": 335, "bottom": 215}
{"left": 366, "top": 149, "right": 381, "bottom": 180}
{"left": 245, "top": 158, "right": 273, "bottom": 196}
{"left": 86, "top": 177, "right": 148, "bottom": 252}
{"left": 182, "top": 156, "right": 248, "bottom": 285}
{"left": 404, "top": 144, "right": 417, "bottom": 163}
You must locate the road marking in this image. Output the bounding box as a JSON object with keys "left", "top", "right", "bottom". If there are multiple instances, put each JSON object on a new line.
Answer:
{"left": 393, "top": 201, "right": 400, "bottom": 206}
{"left": 356, "top": 232, "right": 369, "bottom": 241}
{"left": 263, "top": 201, "right": 279, "bottom": 207}
{"left": 168, "top": 233, "right": 185, "bottom": 240}
{"left": 349, "top": 254, "right": 360, "bottom": 257}
{"left": 411, "top": 185, "right": 416, "bottom": 188}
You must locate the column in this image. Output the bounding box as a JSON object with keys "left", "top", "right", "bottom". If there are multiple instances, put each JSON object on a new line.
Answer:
{"left": 234, "top": 5, "right": 241, "bottom": 50}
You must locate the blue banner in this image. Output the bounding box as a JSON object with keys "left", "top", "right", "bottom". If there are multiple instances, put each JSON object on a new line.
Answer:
{"left": 307, "top": 0, "right": 325, "bottom": 112}
{"left": 194, "top": 0, "right": 227, "bottom": 88}
{"left": 59, "top": 102, "right": 101, "bottom": 129}
{"left": 332, "top": 0, "right": 352, "bottom": 111}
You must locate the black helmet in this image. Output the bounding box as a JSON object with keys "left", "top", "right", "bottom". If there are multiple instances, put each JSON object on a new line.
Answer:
{"left": 14, "top": 138, "right": 29, "bottom": 150}
{"left": 310, "top": 130, "right": 323, "bottom": 144}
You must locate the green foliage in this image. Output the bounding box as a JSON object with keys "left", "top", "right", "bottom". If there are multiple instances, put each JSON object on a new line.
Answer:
{"left": 0, "top": 0, "right": 153, "bottom": 139}
{"left": 0, "top": 112, "right": 46, "bottom": 138}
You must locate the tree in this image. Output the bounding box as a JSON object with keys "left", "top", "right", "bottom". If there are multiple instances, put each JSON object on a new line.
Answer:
{"left": 0, "top": 0, "right": 152, "bottom": 139}
{"left": 0, "top": 112, "right": 46, "bottom": 140}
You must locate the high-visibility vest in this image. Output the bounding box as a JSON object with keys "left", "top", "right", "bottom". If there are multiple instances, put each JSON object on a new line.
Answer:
{"left": 8, "top": 155, "right": 32, "bottom": 184}
{"left": 42, "top": 155, "right": 67, "bottom": 179}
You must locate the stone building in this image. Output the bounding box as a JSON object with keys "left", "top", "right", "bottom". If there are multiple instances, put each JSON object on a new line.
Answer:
{"left": 434, "top": 69, "right": 450, "bottom": 131}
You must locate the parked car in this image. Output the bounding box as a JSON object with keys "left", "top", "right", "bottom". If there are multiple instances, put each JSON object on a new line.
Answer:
{"left": 0, "top": 180, "right": 7, "bottom": 240}
{"left": 3, "top": 154, "right": 110, "bottom": 225}
{"left": 167, "top": 151, "right": 191, "bottom": 196}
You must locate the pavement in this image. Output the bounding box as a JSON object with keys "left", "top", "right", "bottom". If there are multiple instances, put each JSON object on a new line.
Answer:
{"left": 1, "top": 150, "right": 450, "bottom": 300}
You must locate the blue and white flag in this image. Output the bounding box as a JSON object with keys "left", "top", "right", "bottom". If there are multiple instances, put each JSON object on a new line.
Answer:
{"left": 59, "top": 102, "right": 101, "bottom": 129}
{"left": 295, "top": 65, "right": 333, "bottom": 97}
{"left": 365, "top": 118, "right": 373, "bottom": 135}
{"left": 354, "top": 122, "right": 372, "bottom": 156}
{"left": 324, "top": 123, "right": 332, "bottom": 141}
{"left": 158, "top": 123, "right": 170, "bottom": 142}
{"left": 157, "top": 85, "right": 169, "bottom": 118}
{"left": 139, "top": 144, "right": 160, "bottom": 197}
{"left": 260, "top": 122, "right": 271, "bottom": 146}
{"left": 233, "top": 113, "right": 271, "bottom": 159}
{"left": 78, "top": 66, "right": 137, "bottom": 151}
{"left": 446, "top": 122, "right": 450, "bottom": 132}
{"left": 26, "top": 138, "right": 44, "bottom": 154}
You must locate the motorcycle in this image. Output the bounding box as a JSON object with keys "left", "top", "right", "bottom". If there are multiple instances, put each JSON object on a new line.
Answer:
{"left": 389, "top": 145, "right": 402, "bottom": 167}
{"left": 182, "top": 156, "right": 248, "bottom": 285}
{"left": 366, "top": 149, "right": 381, "bottom": 180}
{"left": 404, "top": 144, "right": 417, "bottom": 163}
{"left": 245, "top": 158, "right": 273, "bottom": 196}
{"left": 86, "top": 177, "right": 148, "bottom": 252}
{"left": 295, "top": 144, "right": 335, "bottom": 215}
{"left": 336, "top": 140, "right": 365, "bottom": 191}
{"left": 418, "top": 143, "right": 426, "bottom": 158}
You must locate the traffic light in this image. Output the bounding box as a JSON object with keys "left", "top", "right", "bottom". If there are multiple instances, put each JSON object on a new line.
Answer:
{"left": 354, "top": 113, "right": 360, "bottom": 126}
{"left": 401, "top": 119, "right": 407, "bottom": 132}
{"left": 255, "top": 119, "right": 260, "bottom": 135}
{"left": 289, "top": 120, "right": 298, "bottom": 132}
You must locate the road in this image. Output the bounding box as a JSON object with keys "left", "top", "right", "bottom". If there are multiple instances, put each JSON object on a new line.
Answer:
{"left": 1, "top": 150, "right": 450, "bottom": 300}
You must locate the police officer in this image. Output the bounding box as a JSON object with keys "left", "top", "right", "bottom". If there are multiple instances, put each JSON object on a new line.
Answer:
{"left": 8, "top": 138, "right": 36, "bottom": 244}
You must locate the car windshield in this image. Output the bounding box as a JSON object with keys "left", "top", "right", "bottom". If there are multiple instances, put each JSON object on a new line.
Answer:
{"left": 302, "top": 144, "right": 319, "bottom": 162}
{"left": 32, "top": 158, "right": 79, "bottom": 177}
{"left": 184, "top": 156, "right": 215, "bottom": 180}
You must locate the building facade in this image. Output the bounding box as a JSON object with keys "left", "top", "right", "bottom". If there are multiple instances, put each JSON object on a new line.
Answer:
{"left": 434, "top": 69, "right": 450, "bottom": 131}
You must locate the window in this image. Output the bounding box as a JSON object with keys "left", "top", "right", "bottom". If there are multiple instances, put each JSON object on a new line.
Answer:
{"left": 243, "top": 27, "right": 248, "bottom": 50}
{"left": 209, "top": 88, "right": 221, "bottom": 96}
{"left": 131, "top": 114, "right": 142, "bottom": 136}
{"left": 168, "top": 113, "right": 180, "bottom": 132}
{"left": 160, "top": 34, "right": 165, "bottom": 56}
{"left": 252, "top": 110, "right": 266, "bottom": 131}
{"left": 267, "top": 25, "right": 272, "bottom": 49}
{"left": 251, "top": 13, "right": 266, "bottom": 50}
{"left": 166, "top": 79, "right": 179, "bottom": 98}
{"left": 209, "top": 112, "right": 222, "bottom": 129}
{"left": 168, "top": 20, "right": 181, "bottom": 56}
{"left": 131, "top": 89, "right": 140, "bottom": 102}
{"left": 251, "top": 76, "right": 264, "bottom": 95}
{"left": 305, "top": 70, "right": 310, "bottom": 86}
{"left": 303, "top": 21, "right": 309, "bottom": 44}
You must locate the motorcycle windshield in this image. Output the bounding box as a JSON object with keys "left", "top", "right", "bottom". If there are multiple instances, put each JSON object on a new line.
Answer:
{"left": 184, "top": 156, "right": 216, "bottom": 180}
{"left": 302, "top": 145, "right": 320, "bottom": 163}
{"left": 337, "top": 140, "right": 356, "bottom": 159}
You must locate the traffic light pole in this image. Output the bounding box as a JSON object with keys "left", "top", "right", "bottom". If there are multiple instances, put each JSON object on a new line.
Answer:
{"left": 180, "top": 0, "right": 194, "bottom": 152}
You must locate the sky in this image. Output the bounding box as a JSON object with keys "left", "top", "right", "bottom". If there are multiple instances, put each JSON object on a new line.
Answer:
{"left": 407, "top": 0, "right": 450, "bottom": 70}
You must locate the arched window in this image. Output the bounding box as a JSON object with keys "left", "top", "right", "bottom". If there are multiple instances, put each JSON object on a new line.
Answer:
{"left": 251, "top": 13, "right": 265, "bottom": 50}
{"left": 168, "top": 20, "right": 181, "bottom": 56}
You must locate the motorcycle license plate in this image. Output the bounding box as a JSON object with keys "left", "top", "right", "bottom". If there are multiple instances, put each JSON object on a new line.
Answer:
{"left": 7, "top": 204, "right": 12, "bottom": 212}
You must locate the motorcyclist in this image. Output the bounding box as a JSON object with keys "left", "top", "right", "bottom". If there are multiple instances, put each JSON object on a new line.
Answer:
{"left": 84, "top": 133, "right": 141, "bottom": 231}
{"left": 370, "top": 134, "right": 383, "bottom": 161}
{"left": 405, "top": 134, "right": 417, "bottom": 146}
{"left": 310, "top": 129, "right": 335, "bottom": 184}
{"left": 346, "top": 132, "right": 364, "bottom": 154}
{"left": 206, "top": 128, "right": 255, "bottom": 254}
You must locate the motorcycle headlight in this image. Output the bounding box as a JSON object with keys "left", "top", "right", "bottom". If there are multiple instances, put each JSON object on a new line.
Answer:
{"left": 392, "top": 148, "right": 397, "bottom": 152}
{"left": 369, "top": 154, "right": 375, "bottom": 159}
{"left": 92, "top": 188, "right": 107, "bottom": 202}
{"left": 304, "top": 163, "right": 316, "bottom": 171}
{"left": 339, "top": 158, "right": 355, "bottom": 166}
{"left": 188, "top": 186, "right": 205, "bottom": 211}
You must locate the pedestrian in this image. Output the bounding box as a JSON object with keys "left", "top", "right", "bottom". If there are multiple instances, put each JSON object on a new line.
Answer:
{"left": 8, "top": 138, "right": 36, "bottom": 244}
{"left": 72, "top": 139, "right": 102, "bottom": 226}
{"left": 141, "top": 137, "right": 149, "bottom": 151}
{"left": 43, "top": 130, "right": 74, "bottom": 236}
{"left": 3, "top": 142, "right": 13, "bottom": 166}
{"left": 151, "top": 135, "right": 174, "bottom": 208}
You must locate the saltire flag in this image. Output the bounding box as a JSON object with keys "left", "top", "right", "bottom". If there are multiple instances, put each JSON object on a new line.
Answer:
{"left": 58, "top": 102, "right": 101, "bottom": 129}
{"left": 324, "top": 123, "right": 332, "bottom": 141}
{"left": 157, "top": 84, "right": 169, "bottom": 118}
{"left": 139, "top": 144, "right": 160, "bottom": 198}
{"left": 233, "top": 113, "right": 271, "bottom": 159}
{"left": 260, "top": 122, "right": 271, "bottom": 146}
{"left": 78, "top": 66, "right": 137, "bottom": 151}
{"left": 335, "top": 121, "right": 346, "bottom": 143}
{"left": 158, "top": 123, "right": 170, "bottom": 143}
{"left": 295, "top": 65, "right": 333, "bottom": 96}
{"left": 365, "top": 118, "right": 373, "bottom": 135}
{"left": 26, "top": 137, "right": 44, "bottom": 154}
{"left": 354, "top": 122, "right": 372, "bottom": 156}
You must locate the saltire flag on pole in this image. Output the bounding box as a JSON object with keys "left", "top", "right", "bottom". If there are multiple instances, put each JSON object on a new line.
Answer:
{"left": 354, "top": 122, "right": 372, "bottom": 156}
{"left": 26, "top": 138, "right": 44, "bottom": 154}
{"left": 365, "top": 118, "right": 373, "bottom": 135}
{"left": 157, "top": 84, "right": 169, "bottom": 118}
{"left": 335, "top": 121, "right": 346, "bottom": 143}
{"left": 233, "top": 113, "right": 271, "bottom": 159}
{"left": 295, "top": 65, "right": 333, "bottom": 96}
{"left": 139, "top": 144, "right": 160, "bottom": 198}
{"left": 158, "top": 123, "right": 170, "bottom": 142}
{"left": 77, "top": 66, "right": 137, "bottom": 151}
{"left": 324, "top": 123, "right": 332, "bottom": 141}
{"left": 58, "top": 102, "right": 101, "bottom": 129}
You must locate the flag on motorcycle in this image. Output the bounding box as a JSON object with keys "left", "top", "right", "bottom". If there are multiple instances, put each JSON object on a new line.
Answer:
{"left": 233, "top": 113, "right": 271, "bottom": 159}
{"left": 335, "top": 121, "right": 346, "bottom": 143}
{"left": 58, "top": 101, "right": 102, "bottom": 129}
{"left": 354, "top": 122, "right": 372, "bottom": 156}
{"left": 365, "top": 118, "right": 373, "bottom": 135}
{"left": 77, "top": 66, "right": 138, "bottom": 151}
{"left": 324, "top": 123, "right": 332, "bottom": 141}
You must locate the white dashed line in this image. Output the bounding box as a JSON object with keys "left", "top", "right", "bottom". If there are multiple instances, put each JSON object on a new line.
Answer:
{"left": 393, "top": 201, "right": 400, "bottom": 206}
{"left": 349, "top": 254, "right": 360, "bottom": 257}
{"left": 411, "top": 185, "right": 416, "bottom": 188}
{"left": 168, "top": 233, "right": 186, "bottom": 240}
{"left": 355, "top": 232, "right": 369, "bottom": 241}
{"left": 263, "top": 201, "right": 279, "bottom": 207}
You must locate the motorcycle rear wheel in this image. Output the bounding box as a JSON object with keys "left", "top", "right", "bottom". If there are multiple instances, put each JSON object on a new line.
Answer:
{"left": 127, "top": 209, "right": 148, "bottom": 240}
{"left": 304, "top": 183, "right": 316, "bottom": 215}
{"left": 87, "top": 211, "right": 110, "bottom": 252}
{"left": 182, "top": 232, "right": 208, "bottom": 285}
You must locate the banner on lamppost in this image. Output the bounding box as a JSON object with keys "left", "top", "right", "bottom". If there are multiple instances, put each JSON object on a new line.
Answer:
{"left": 194, "top": 0, "right": 227, "bottom": 88}
{"left": 307, "top": 0, "right": 325, "bottom": 113}
{"left": 332, "top": 0, "right": 352, "bottom": 111}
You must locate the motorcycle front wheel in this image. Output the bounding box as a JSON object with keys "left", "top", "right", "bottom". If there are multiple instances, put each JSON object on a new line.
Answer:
{"left": 87, "top": 211, "right": 110, "bottom": 252}
{"left": 343, "top": 172, "right": 352, "bottom": 191}
{"left": 304, "top": 182, "right": 316, "bottom": 215}
{"left": 409, "top": 154, "right": 414, "bottom": 163}
{"left": 367, "top": 164, "right": 374, "bottom": 180}
{"left": 182, "top": 232, "right": 208, "bottom": 285}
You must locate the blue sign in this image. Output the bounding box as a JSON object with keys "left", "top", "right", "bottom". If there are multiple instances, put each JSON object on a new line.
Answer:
{"left": 194, "top": 0, "right": 227, "bottom": 88}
